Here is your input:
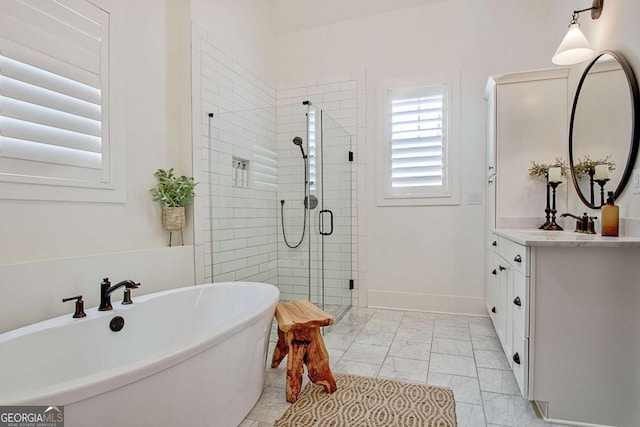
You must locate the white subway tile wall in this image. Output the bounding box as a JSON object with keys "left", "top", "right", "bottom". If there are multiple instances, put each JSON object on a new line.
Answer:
{"left": 196, "top": 33, "right": 278, "bottom": 285}
{"left": 192, "top": 28, "right": 365, "bottom": 308}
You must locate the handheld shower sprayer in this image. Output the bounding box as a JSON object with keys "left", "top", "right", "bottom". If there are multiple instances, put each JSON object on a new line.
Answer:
{"left": 292, "top": 136, "right": 307, "bottom": 159}
{"left": 281, "top": 136, "right": 309, "bottom": 249}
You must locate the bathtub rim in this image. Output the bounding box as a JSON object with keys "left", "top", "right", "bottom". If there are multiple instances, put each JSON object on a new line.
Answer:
{"left": 0, "top": 281, "right": 279, "bottom": 406}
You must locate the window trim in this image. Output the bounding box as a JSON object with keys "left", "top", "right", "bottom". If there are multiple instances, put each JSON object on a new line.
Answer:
{"left": 376, "top": 74, "right": 461, "bottom": 207}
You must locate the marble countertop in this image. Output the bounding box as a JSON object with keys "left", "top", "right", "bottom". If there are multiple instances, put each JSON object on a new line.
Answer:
{"left": 493, "top": 229, "right": 640, "bottom": 247}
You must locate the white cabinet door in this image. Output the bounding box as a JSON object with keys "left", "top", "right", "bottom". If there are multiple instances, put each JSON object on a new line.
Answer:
{"left": 487, "top": 176, "right": 496, "bottom": 232}
{"left": 487, "top": 91, "right": 496, "bottom": 179}
{"left": 513, "top": 270, "right": 529, "bottom": 338}
{"left": 512, "top": 327, "right": 529, "bottom": 397}
{"left": 496, "top": 259, "right": 512, "bottom": 357}
{"left": 495, "top": 76, "right": 568, "bottom": 225}
{"left": 486, "top": 249, "right": 499, "bottom": 322}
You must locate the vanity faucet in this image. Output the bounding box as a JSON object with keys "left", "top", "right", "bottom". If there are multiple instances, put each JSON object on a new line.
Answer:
{"left": 560, "top": 212, "right": 587, "bottom": 232}
{"left": 559, "top": 212, "right": 597, "bottom": 234}
{"left": 99, "top": 278, "right": 140, "bottom": 311}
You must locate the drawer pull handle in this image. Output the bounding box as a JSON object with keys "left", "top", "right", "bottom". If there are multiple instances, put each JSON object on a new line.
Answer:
{"left": 514, "top": 254, "right": 522, "bottom": 263}
{"left": 513, "top": 296, "right": 522, "bottom": 306}
{"left": 492, "top": 241, "right": 497, "bottom": 247}
{"left": 491, "top": 306, "right": 496, "bottom": 313}
{"left": 499, "top": 265, "right": 506, "bottom": 271}
{"left": 492, "top": 269, "right": 497, "bottom": 275}
{"left": 513, "top": 352, "right": 521, "bottom": 365}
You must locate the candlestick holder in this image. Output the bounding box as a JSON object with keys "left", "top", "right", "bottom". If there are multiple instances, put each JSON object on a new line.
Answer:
{"left": 588, "top": 167, "right": 596, "bottom": 206}
{"left": 539, "top": 180, "right": 551, "bottom": 229}
{"left": 595, "top": 178, "right": 609, "bottom": 206}
{"left": 542, "top": 181, "right": 563, "bottom": 231}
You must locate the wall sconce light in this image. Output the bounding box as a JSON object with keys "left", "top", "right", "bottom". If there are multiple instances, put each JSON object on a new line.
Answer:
{"left": 552, "top": 0, "right": 604, "bottom": 65}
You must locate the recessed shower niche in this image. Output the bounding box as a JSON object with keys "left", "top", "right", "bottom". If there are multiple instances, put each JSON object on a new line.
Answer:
{"left": 232, "top": 157, "right": 249, "bottom": 188}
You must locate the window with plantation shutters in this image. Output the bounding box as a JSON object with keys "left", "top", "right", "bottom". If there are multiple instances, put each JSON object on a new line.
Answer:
{"left": 0, "top": 0, "right": 114, "bottom": 200}
{"left": 378, "top": 78, "right": 460, "bottom": 207}
{"left": 391, "top": 88, "right": 444, "bottom": 189}
{"left": 385, "top": 84, "right": 447, "bottom": 198}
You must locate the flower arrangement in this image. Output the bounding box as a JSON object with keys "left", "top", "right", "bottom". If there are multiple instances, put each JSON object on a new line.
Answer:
{"left": 528, "top": 158, "right": 569, "bottom": 180}
{"left": 572, "top": 155, "right": 615, "bottom": 179}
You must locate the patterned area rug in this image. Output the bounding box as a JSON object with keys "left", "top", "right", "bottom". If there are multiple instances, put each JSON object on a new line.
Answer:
{"left": 274, "top": 374, "right": 457, "bottom": 426}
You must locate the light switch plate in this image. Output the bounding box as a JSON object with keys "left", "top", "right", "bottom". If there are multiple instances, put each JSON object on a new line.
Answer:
{"left": 633, "top": 169, "right": 640, "bottom": 195}
{"left": 468, "top": 191, "right": 482, "bottom": 205}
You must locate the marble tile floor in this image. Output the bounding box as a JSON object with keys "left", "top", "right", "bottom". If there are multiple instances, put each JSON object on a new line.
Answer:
{"left": 241, "top": 307, "right": 561, "bottom": 427}
{"left": 323, "top": 304, "right": 350, "bottom": 325}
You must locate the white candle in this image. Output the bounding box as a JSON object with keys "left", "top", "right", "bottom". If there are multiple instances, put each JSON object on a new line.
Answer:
{"left": 548, "top": 166, "right": 562, "bottom": 183}
{"left": 594, "top": 164, "right": 609, "bottom": 180}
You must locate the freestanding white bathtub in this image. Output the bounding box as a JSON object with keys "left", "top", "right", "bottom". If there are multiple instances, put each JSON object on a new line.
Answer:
{"left": 0, "top": 281, "right": 279, "bottom": 427}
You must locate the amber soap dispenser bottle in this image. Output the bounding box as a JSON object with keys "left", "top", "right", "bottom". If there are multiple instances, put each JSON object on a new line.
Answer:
{"left": 601, "top": 191, "right": 619, "bottom": 236}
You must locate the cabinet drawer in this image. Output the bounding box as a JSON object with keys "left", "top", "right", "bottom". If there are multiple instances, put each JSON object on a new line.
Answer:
{"left": 513, "top": 271, "right": 529, "bottom": 337}
{"left": 499, "top": 237, "right": 529, "bottom": 276}
{"left": 512, "top": 328, "right": 529, "bottom": 398}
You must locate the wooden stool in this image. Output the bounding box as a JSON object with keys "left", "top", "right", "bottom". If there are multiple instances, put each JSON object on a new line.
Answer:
{"left": 271, "top": 300, "right": 337, "bottom": 403}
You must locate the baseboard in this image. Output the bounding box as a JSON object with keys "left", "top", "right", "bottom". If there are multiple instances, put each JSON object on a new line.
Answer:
{"left": 532, "top": 401, "right": 616, "bottom": 427}
{"left": 367, "top": 290, "right": 486, "bottom": 316}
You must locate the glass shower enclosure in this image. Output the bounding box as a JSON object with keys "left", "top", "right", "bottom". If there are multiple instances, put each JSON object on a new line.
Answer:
{"left": 207, "top": 103, "right": 352, "bottom": 320}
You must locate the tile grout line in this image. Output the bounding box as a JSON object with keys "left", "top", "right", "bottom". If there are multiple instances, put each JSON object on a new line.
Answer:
{"left": 470, "top": 318, "right": 490, "bottom": 427}
{"left": 426, "top": 313, "right": 435, "bottom": 385}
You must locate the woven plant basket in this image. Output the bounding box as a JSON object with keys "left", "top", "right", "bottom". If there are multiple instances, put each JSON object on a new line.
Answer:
{"left": 162, "top": 207, "right": 186, "bottom": 232}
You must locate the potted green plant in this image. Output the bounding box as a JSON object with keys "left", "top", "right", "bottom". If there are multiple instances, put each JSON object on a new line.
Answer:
{"left": 150, "top": 169, "right": 197, "bottom": 242}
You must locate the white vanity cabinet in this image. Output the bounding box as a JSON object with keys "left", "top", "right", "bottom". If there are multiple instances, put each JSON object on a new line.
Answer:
{"left": 486, "top": 234, "right": 530, "bottom": 398}
{"left": 492, "top": 230, "right": 640, "bottom": 427}
{"left": 484, "top": 66, "right": 640, "bottom": 426}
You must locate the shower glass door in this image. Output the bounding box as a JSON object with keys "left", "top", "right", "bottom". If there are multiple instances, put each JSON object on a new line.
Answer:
{"left": 276, "top": 103, "right": 351, "bottom": 320}
{"left": 309, "top": 109, "right": 352, "bottom": 321}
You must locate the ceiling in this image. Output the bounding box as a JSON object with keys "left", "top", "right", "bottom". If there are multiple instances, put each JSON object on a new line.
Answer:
{"left": 273, "top": 0, "right": 447, "bottom": 34}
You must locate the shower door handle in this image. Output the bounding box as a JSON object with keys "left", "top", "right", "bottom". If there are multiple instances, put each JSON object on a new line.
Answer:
{"left": 319, "top": 210, "right": 334, "bottom": 236}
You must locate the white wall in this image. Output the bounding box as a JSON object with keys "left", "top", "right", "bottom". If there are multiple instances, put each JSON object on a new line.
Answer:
{"left": 0, "top": 0, "right": 196, "bottom": 332}
{"left": 190, "top": 0, "right": 278, "bottom": 86}
{"left": 550, "top": 1, "right": 640, "bottom": 222}
{"left": 277, "top": 0, "right": 562, "bottom": 314}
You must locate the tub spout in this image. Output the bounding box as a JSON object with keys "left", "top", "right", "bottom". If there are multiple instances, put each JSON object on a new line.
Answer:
{"left": 99, "top": 278, "right": 140, "bottom": 311}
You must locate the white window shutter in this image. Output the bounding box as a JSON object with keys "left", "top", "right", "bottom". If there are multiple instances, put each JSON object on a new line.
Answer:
{"left": 390, "top": 87, "right": 445, "bottom": 191}
{"left": 0, "top": 0, "right": 110, "bottom": 188}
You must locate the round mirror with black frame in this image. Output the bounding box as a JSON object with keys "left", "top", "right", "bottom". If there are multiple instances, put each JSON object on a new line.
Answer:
{"left": 569, "top": 50, "right": 640, "bottom": 209}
